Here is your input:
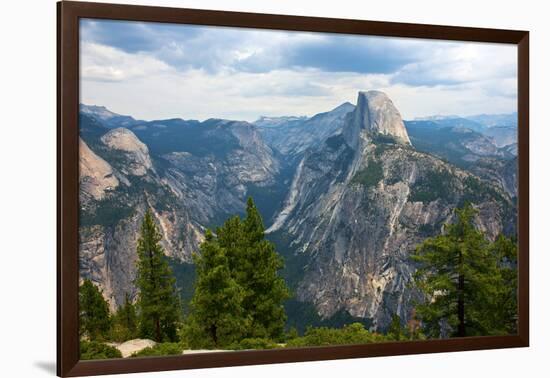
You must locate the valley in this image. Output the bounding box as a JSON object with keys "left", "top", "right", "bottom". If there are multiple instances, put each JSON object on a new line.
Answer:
{"left": 78, "top": 91, "right": 517, "bottom": 332}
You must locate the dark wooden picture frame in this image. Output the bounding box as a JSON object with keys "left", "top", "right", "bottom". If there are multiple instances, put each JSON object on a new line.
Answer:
{"left": 57, "top": 1, "right": 529, "bottom": 376}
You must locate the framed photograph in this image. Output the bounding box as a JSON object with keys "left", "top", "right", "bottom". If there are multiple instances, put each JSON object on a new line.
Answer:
{"left": 57, "top": 1, "right": 529, "bottom": 376}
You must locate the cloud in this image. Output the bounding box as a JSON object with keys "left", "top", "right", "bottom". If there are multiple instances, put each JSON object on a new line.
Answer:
{"left": 80, "top": 42, "right": 171, "bottom": 82}
{"left": 391, "top": 41, "right": 517, "bottom": 87}
{"left": 81, "top": 19, "right": 420, "bottom": 75}
{"left": 79, "top": 19, "right": 518, "bottom": 121}
{"left": 80, "top": 19, "right": 200, "bottom": 53}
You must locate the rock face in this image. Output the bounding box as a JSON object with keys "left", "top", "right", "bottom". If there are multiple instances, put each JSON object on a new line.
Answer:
{"left": 255, "top": 102, "right": 355, "bottom": 159}
{"left": 348, "top": 91, "right": 411, "bottom": 146}
{"left": 79, "top": 138, "right": 119, "bottom": 201}
{"left": 269, "top": 91, "right": 515, "bottom": 330}
{"left": 100, "top": 128, "right": 153, "bottom": 176}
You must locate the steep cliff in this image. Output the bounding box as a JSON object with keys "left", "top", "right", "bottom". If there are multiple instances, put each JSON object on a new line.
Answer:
{"left": 269, "top": 91, "right": 515, "bottom": 330}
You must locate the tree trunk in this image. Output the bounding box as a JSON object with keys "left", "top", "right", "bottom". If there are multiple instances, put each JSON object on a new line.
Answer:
{"left": 155, "top": 317, "right": 161, "bottom": 342}
{"left": 210, "top": 324, "right": 218, "bottom": 346}
{"left": 458, "top": 249, "right": 466, "bottom": 337}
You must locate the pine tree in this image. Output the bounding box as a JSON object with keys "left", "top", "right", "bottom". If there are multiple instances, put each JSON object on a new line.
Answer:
{"left": 387, "top": 314, "right": 406, "bottom": 341}
{"left": 111, "top": 294, "right": 138, "bottom": 342}
{"left": 412, "top": 203, "right": 517, "bottom": 337}
{"left": 135, "top": 210, "right": 181, "bottom": 342}
{"left": 486, "top": 235, "right": 518, "bottom": 334}
{"left": 185, "top": 230, "right": 248, "bottom": 348}
{"left": 79, "top": 279, "right": 111, "bottom": 341}
{"left": 218, "top": 197, "right": 290, "bottom": 340}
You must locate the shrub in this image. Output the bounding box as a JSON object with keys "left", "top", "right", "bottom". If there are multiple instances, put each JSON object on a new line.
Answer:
{"left": 80, "top": 341, "right": 122, "bottom": 360}
{"left": 286, "top": 323, "right": 387, "bottom": 347}
{"left": 228, "top": 338, "right": 279, "bottom": 350}
{"left": 409, "top": 168, "right": 455, "bottom": 203}
{"left": 130, "top": 342, "right": 184, "bottom": 357}
{"left": 351, "top": 159, "right": 384, "bottom": 187}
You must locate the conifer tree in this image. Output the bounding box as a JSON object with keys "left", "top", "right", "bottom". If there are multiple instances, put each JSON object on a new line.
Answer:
{"left": 135, "top": 210, "right": 181, "bottom": 342}
{"left": 218, "top": 197, "right": 290, "bottom": 340}
{"left": 111, "top": 294, "right": 138, "bottom": 341}
{"left": 387, "top": 314, "right": 406, "bottom": 341}
{"left": 79, "top": 279, "right": 111, "bottom": 341}
{"left": 185, "top": 230, "right": 248, "bottom": 348}
{"left": 412, "top": 203, "right": 517, "bottom": 337}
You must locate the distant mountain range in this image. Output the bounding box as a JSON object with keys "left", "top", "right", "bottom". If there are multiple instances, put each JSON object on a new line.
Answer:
{"left": 79, "top": 94, "right": 517, "bottom": 331}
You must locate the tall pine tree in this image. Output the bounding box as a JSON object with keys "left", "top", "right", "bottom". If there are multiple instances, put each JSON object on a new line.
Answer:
{"left": 218, "top": 197, "right": 290, "bottom": 340}
{"left": 135, "top": 210, "right": 181, "bottom": 342}
{"left": 412, "top": 203, "right": 517, "bottom": 337}
{"left": 79, "top": 279, "right": 111, "bottom": 341}
{"left": 185, "top": 230, "right": 248, "bottom": 348}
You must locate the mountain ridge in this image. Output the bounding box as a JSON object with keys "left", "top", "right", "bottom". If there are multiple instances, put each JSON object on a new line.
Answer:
{"left": 78, "top": 91, "right": 517, "bottom": 329}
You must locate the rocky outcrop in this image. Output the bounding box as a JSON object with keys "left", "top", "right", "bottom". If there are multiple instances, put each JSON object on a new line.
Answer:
{"left": 101, "top": 128, "right": 153, "bottom": 176}
{"left": 79, "top": 138, "right": 119, "bottom": 202}
{"left": 348, "top": 91, "right": 411, "bottom": 146}
{"left": 110, "top": 339, "right": 156, "bottom": 358}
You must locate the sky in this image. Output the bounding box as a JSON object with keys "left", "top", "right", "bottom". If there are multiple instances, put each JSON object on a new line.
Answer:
{"left": 80, "top": 19, "right": 517, "bottom": 122}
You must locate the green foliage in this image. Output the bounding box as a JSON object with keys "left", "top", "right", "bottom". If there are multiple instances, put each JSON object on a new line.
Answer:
{"left": 372, "top": 133, "right": 398, "bottom": 145}
{"left": 110, "top": 294, "right": 138, "bottom": 342}
{"left": 80, "top": 341, "right": 122, "bottom": 360}
{"left": 79, "top": 279, "right": 111, "bottom": 341}
{"left": 135, "top": 210, "right": 181, "bottom": 342}
{"left": 284, "top": 299, "right": 372, "bottom": 335}
{"left": 183, "top": 230, "right": 248, "bottom": 349}
{"left": 221, "top": 197, "right": 290, "bottom": 340}
{"left": 387, "top": 315, "right": 407, "bottom": 341}
{"left": 486, "top": 235, "right": 518, "bottom": 334}
{"left": 228, "top": 338, "right": 279, "bottom": 350}
{"left": 462, "top": 176, "right": 509, "bottom": 207}
{"left": 167, "top": 259, "right": 196, "bottom": 315}
{"left": 130, "top": 342, "right": 184, "bottom": 357}
{"left": 351, "top": 159, "right": 384, "bottom": 187}
{"left": 286, "top": 327, "right": 299, "bottom": 340}
{"left": 286, "top": 323, "right": 387, "bottom": 347}
{"left": 185, "top": 197, "right": 290, "bottom": 348}
{"left": 412, "top": 204, "right": 518, "bottom": 338}
{"left": 79, "top": 196, "right": 134, "bottom": 228}
{"left": 409, "top": 168, "right": 455, "bottom": 203}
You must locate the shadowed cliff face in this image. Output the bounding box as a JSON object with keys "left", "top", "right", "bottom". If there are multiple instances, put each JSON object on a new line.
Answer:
{"left": 78, "top": 92, "right": 517, "bottom": 328}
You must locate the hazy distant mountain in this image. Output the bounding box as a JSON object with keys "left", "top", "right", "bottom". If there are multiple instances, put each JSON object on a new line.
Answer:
{"left": 405, "top": 121, "right": 515, "bottom": 167}
{"left": 80, "top": 104, "right": 140, "bottom": 129}
{"left": 466, "top": 112, "right": 518, "bottom": 128}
